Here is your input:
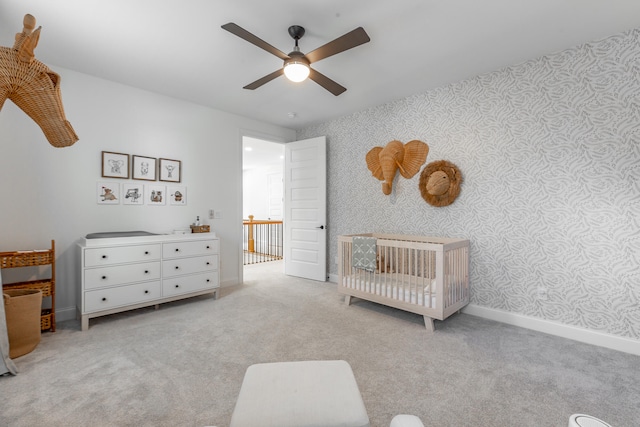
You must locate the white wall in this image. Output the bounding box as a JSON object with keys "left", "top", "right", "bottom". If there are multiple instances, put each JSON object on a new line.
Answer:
{"left": 0, "top": 66, "right": 295, "bottom": 321}
{"left": 243, "top": 164, "right": 283, "bottom": 220}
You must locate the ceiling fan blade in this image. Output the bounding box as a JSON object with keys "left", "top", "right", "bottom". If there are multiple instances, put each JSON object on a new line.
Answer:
{"left": 308, "top": 68, "right": 346, "bottom": 96}
{"left": 243, "top": 69, "right": 284, "bottom": 90}
{"left": 222, "top": 23, "right": 289, "bottom": 60}
{"left": 305, "top": 27, "right": 370, "bottom": 64}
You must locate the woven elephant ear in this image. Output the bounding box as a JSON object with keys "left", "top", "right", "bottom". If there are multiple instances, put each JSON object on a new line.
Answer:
{"left": 366, "top": 146, "right": 384, "bottom": 180}
{"left": 398, "top": 140, "right": 429, "bottom": 179}
{"left": 419, "top": 160, "right": 462, "bottom": 207}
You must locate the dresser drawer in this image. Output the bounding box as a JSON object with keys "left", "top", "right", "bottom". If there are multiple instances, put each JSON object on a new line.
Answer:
{"left": 163, "top": 271, "right": 219, "bottom": 297}
{"left": 163, "top": 239, "right": 218, "bottom": 259}
{"left": 84, "top": 281, "right": 161, "bottom": 313}
{"left": 84, "top": 244, "right": 161, "bottom": 267}
{"left": 84, "top": 261, "right": 161, "bottom": 290}
{"left": 162, "top": 255, "right": 217, "bottom": 278}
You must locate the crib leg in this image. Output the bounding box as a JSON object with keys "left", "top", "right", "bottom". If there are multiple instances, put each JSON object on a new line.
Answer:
{"left": 424, "top": 316, "right": 435, "bottom": 332}
{"left": 345, "top": 295, "right": 352, "bottom": 306}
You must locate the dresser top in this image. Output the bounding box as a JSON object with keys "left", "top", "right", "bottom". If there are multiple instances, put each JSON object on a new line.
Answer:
{"left": 79, "top": 232, "right": 217, "bottom": 247}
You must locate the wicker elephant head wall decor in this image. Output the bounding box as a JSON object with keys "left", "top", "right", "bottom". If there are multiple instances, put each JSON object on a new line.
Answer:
{"left": 366, "top": 140, "right": 429, "bottom": 195}
{"left": 0, "top": 14, "right": 78, "bottom": 147}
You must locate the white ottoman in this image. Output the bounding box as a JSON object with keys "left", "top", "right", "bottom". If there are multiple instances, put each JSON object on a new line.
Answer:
{"left": 390, "top": 415, "right": 425, "bottom": 427}
{"left": 230, "top": 360, "right": 370, "bottom": 427}
{"left": 568, "top": 414, "right": 612, "bottom": 427}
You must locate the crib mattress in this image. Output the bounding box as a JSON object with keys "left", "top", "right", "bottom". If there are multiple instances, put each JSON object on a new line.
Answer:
{"left": 341, "top": 276, "right": 437, "bottom": 308}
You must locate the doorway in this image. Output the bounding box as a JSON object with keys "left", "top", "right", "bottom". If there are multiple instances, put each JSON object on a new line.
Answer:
{"left": 241, "top": 135, "right": 328, "bottom": 283}
{"left": 242, "top": 136, "right": 285, "bottom": 268}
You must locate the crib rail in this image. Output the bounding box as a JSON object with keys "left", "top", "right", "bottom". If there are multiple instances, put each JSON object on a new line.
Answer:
{"left": 338, "top": 233, "right": 469, "bottom": 329}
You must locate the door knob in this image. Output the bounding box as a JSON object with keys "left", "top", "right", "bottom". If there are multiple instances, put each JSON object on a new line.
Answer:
{"left": 316, "top": 225, "right": 325, "bottom": 229}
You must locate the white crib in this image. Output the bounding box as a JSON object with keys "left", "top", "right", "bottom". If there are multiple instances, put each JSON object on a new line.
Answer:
{"left": 338, "top": 233, "right": 470, "bottom": 331}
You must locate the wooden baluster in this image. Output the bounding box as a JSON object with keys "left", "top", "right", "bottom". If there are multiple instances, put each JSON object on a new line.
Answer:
{"left": 248, "top": 215, "right": 255, "bottom": 253}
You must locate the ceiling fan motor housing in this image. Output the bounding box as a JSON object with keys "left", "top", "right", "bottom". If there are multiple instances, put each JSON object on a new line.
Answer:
{"left": 286, "top": 50, "right": 309, "bottom": 65}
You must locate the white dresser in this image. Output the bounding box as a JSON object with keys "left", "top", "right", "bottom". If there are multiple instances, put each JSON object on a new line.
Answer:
{"left": 78, "top": 233, "right": 219, "bottom": 330}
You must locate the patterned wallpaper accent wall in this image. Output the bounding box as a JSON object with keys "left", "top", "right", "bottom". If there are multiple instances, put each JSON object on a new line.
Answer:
{"left": 298, "top": 29, "right": 640, "bottom": 340}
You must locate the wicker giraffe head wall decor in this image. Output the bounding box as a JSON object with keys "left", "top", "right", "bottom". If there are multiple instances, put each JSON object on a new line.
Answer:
{"left": 0, "top": 14, "right": 78, "bottom": 147}
{"left": 366, "top": 139, "right": 429, "bottom": 195}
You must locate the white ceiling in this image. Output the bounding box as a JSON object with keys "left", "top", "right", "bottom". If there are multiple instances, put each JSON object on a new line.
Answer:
{"left": 2, "top": 1, "right": 640, "bottom": 131}
{"left": 243, "top": 137, "right": 284, "bottom": 170}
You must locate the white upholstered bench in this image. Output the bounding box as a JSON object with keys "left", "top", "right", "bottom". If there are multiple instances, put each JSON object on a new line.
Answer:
{"left": 229, "top": 360, "right": 370, "bottom": 427}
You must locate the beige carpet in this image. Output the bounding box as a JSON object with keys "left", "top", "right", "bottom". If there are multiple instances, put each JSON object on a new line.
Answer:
{"left": 1, "top": 260, "right": 638, "bottom": 427}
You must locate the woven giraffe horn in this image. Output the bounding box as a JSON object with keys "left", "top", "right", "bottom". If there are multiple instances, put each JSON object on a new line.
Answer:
{"left": 15, "top": 14, "right": 41, "bottom": 63}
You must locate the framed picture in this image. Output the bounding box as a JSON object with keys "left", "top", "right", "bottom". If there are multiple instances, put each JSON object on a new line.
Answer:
{"left": 159, "top": 158, "right": 181, "bottom": 183}
{"left": 168, "top": 186, "right": 187, "bottom": 206}
{"left": 97, "top": 182, "right": 120, "bottom": 204}
{"left": 122, "top": 183, "right": 145, "bottom": 205}
{"left": 132, "top": 155, "right": 157, "bottom": 181}
{"left": 146, "top": 184, "right": 166, "bottom": 206}
{"left": 101, "top": 151, "right": 129, "bottom": 179}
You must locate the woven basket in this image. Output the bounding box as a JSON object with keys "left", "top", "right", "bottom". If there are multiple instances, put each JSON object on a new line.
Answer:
{"left": 40, "top": 309, "right": 53, "bottom": 330}
{"left": 0, "top": 240, "right": 56, "bottom": 332}
{"left": 4, "top": 289, "right": 42, "bottom": 358}
{"left": 0, "top": 251, "right": 54, "bottom": 269}
{"left": 3, "top": 279, "right": 53, "bottom": 297}
{"left": 190, "top": 225, "right": 210, "bottom": 233}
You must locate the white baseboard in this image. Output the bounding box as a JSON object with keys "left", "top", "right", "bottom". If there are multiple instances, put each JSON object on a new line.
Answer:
{"left": 56, "top": 306, "right": 77, "bottom": 323}
{"left": 463, "top": 304, "right": 640, "bottom": 356}
{"left": 221, "top": 278, "right": 238, "bottom": 288}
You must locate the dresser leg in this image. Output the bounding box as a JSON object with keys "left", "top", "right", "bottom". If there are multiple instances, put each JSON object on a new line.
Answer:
{"left": 81, "top": 316, "right": 89, "bottom": 331}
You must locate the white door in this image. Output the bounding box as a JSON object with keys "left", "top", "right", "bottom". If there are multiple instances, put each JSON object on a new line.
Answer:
{"left": 284, "top": 136, "right": 327, "bottom": 281}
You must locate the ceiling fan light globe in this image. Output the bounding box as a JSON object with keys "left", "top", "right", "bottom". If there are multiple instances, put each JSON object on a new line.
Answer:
{"left": 284, "top": 61, "right": 310, "bottom": 82}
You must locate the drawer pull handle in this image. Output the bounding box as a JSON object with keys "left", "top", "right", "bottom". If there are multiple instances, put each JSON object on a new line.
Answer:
{"left": 206, "top": 245, "right": 210, "bottom": 249}
{"left": 144, "top": 251, "right": 149, "bottom": 255}
{"left": 175, "top": 248, "right": 180, "bottom": 252}
{"left": 101, "top": 276, "right": 107, "bottom": 280}
{"left": 175, "top": 266, "right": 180, "bottom": 270}
{"left": 101, "top": 297, "right": 107, "bottom": 302}
{"left": 175, "top": 284, "right": 180, "bottom": 288}
{"left": 101, "top": 255, "right": 108, "bottom": 259}
{"left": 144, "top": 270, "right": 149, "bottom": 274}
{"left": 206, "top": 279, "right": 210, "bottom": 283}
{"left": 144, "top": 290, "right": 149, "bottom": 294}
{"left": 206, "top": 262, "right": 210, "bottom": 265}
